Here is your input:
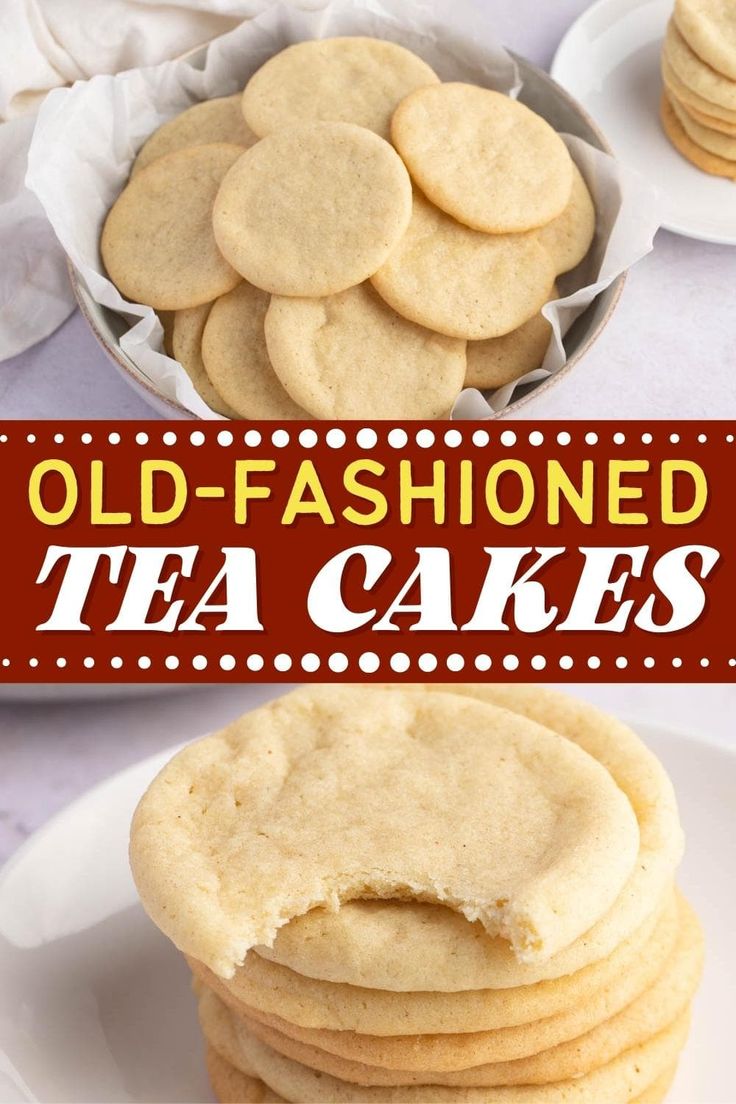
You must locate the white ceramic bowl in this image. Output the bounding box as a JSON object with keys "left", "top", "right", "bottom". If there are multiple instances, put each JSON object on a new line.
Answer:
{"left": 70, "top": 53, "right": 625, "bottom": 421}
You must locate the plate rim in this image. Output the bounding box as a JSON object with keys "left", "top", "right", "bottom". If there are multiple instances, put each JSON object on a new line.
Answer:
{"left": 0, "top": 739, "right": 183, "bottom": 889}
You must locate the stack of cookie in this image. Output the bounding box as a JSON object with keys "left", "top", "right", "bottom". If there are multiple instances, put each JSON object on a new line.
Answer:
{"left": 101, "top": 37, "right": 597, "bottom": 420}
{"left": 129, "top": 685, "right": 702, "bottom": 1104}
{"left": 660, "top": 0, "right": 736, "bottom": 179}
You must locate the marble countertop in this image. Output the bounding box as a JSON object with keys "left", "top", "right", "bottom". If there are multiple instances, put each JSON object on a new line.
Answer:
{"left": 2, "top": 0, "right": 735, "bottom": 421}
{"left": 1, "top": 682, "right": 734, "bottom": 865}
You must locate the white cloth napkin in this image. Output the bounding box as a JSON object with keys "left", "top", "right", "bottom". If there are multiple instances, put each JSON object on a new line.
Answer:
{"left": 0, "top": 0, "right": 303, "bottom": 362}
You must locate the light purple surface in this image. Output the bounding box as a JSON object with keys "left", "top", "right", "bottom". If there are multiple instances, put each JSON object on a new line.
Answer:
{"left": 2, "top": 0, "right": 735, "bottom": 420}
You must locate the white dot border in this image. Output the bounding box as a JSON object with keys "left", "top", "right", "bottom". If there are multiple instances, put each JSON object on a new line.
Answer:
{"left": 8, "top": 652, "right": 725, "bottom": 675}
{"left": 4, "top": 427, "right": 733, "bottom": 449}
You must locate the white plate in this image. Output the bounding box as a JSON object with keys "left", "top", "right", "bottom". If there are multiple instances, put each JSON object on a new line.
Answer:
{"left": 0, "top": 722, "right": 732, "bottom": 1103}
{"left": 552, "top": 0, "right": 736, "bottom": 244}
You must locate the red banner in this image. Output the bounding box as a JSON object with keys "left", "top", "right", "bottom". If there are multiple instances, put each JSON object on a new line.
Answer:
{"left": 0, "top": 420, "right": 732, "bottom": 682}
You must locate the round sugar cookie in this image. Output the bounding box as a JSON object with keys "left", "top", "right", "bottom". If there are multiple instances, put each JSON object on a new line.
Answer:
{"left": 206, "top": 1045, "right": 284, "bottom": 1103}
{"left": 101, "top": 143, "right": 242, "bottom": 310}
{"left": 191, "top": 891, "right": 678, "bottom": 1045}
{"left": 131, "top": 687, "right": 640, "bottom": 978}
{"left": 205, "top": 1049, "right": 676, "bottom": 1104}
{"left": 669, "top": 90, "right": 736, "bottom": 158}
{"left": 661, "top": 54, "right": 736, "bottom": 122}
{"left": 261, "top": 684, "right": 681, "bottom": 995}
{"left": 537, "top": 164, "right": 596, "bottom": 275}
{"left": 465, "top": 292, "right": 555, "bottom": 392}
{"left": 200, "top": 897, "right": 701, "bottom": 1087}
{"left": 371, "top": 193, "right": 555, "bottom": 340}
{"left": 242, "top": 37, "right": 439, "bottom": 141}
{"left": 408, "top": 683, "right": 684, "bottom": 985}
{"left": 201, "top": 283, "right": 306, "bottom": 420}
{"left": 212, "top": 122, "right": 412, "bottom": 297}
{"left": 664, "top": 20, "right": 736, "bottom": 111}
{"left": 677, "top": 95, "right": 736, "bottom": 134}
{"left": 661, "top": 92, "right": 736, "bottom": 178}
{"left": 255, "top": 888, "right": 657, "bottom": 1000}
{"left": 210, "top": 1011, "right": 691, "bottom": 1104}
{"left": 132, "top": 96, "right": 258, "bottom": 176}
{"left": 172, "top": 304, "right": 239, "bottom": 418}
{"left": 205, "top": 1044, "right": 678, "bottom": 1104}
{"left": 264, "top": 283, "right": 466, "bottom": 420}
{"left": 391, "top": 83, "right": 573, "bottom": 233}
{"left": 674, "top": 0, "right": 736, "bottom": 81}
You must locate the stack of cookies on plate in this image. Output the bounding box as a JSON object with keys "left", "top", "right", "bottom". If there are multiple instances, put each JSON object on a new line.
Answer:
{"left": 101, "top": 37, "right": 596, "bottom": 420}
{"left": 660, "top": 0, "right": 736, "bottom": 179}
{"left": 129, "top": 685, "right": 702, "bottom": 1104}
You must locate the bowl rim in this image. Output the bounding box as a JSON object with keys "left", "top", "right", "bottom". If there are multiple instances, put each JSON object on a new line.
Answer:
{"left": 68, "top": 48, "right": 627, "bottom": 422}
{"left": 68, "top": 260, "right": 188, "bottom": 419}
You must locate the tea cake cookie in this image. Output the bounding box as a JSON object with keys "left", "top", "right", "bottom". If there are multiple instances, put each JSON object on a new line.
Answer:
{"left": 205, "top": 1047, "right": 675, "bottom": 1104}
{"left": 258, "top": 685, "right": 681, "bottom": 995}
{"left": 203, "top": 992, "right": 258, "bottom": 1080}
{"left": 664, "top": 21, "right": 736, "bottom": 111}
{"left": 133, "top": 688, "right": 639, "bottom": 977}
{"left": 192, "top": 893, "right": 677, "bottom": 1044}
{"left": 661, "top": 92, "right": 736, "bottom": 177}
{"left": 674, "top": 0, "right": 736, "bottom": 82}
{"left": 442, "top": 685, "right": 683, "bottom": 901}
{"left": 212, "top": 122, "right": 412, "bottom": 297}
{"left": 206, "top": 1046, "right": 284, "bottom": 1103}
{"left": 372, "top": 193, "right": 555, "bottom": 340}
{"left": 204, "top": 900, "right": 692, "bottom": 1084}
{"left": 661, "top": 54, "right": 736, "bottom": 123}
{"left": 172, "top": 304, "right": 240, "bottom": 418}
{"left": 537, "top": 164, "right": 596, "bottom": 276}
{"left": 258, "top": 870, "right": 653, "bottom": 997}
{"left": 242, "top": 37, "right": 439, "bottom": 141}
{"left": 637, "top": 1067, "right": 677, "bottom": 1104}
{"left": 201, "top": 283, "right": 306, "bottom": 420}
{"left": 132, "top": 96, "right": 257, "bottom": 176}
{"left": 392, "top": 83, "right": 574, "bottom": 233}
{"left": 132, "top": 684, "right": 640, "bottom": 980}
{"left": 201, "top": 897, "right": 700, "bottom": 1087}
{"left": 415, "top": 684, "right": 683, "bottom": 981}
{"left": 669, "top": 91, "right": 736, "bottom": 158}
{"left": 101, "top": 143, "right": 242, "bottom": 310}
{"left": 465, "top": 296, "right": 555, "bottom": 392}
{"left": 212, "top": 1011, "right": 690, "bottom": 1103}
{"left": 205, "top": 1043, "right": 677, "bottom": 1104}
{"left": 132, "top": 688, "right": 640, "bottom": 977}
{"left": 677, "top": 96, "right": 736, "bottom": 135}
{"left": 264, "top": 283, "right": 466, "bottom": 420}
